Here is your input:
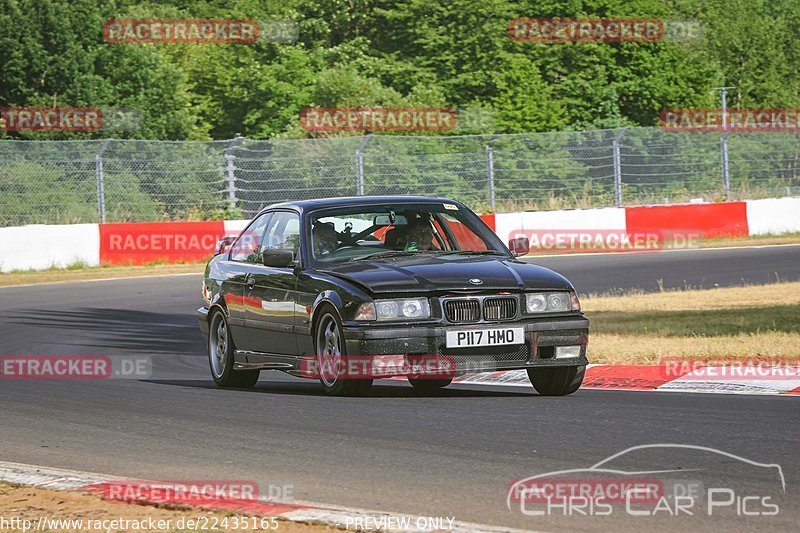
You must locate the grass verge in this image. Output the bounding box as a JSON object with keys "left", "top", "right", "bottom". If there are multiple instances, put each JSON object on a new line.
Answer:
{"left": 584, "top": 281, "right": 800, "bottom": 364}
{"left": 0, "top": 482, "right": 334, "bottom": 533}
{"left": 526, "top": 231, "right": 800, "bottom": 256}
{"left": 0, "top": 262, "right": 205, "bottom": 287}
{"left": 699, "top": 231, "right": 800, "bottom": 248}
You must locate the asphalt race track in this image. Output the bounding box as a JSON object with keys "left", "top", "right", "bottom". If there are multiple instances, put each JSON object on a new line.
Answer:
{"left": 525, "top": 243, "right": 800, "bottom": 294}
{"left": 1, "top": 245, "right": 799, "bottom": 531}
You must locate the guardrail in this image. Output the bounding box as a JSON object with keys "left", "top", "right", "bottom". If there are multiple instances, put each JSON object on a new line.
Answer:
{"left": 1, "top": 197, "right": 797, "bottom": 273}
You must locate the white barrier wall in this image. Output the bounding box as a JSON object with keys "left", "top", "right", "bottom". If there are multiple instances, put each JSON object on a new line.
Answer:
{"left": 0, "top": 224, "right": 100, "bottom": 273}
{"left": 493, "top": 207, "right": 627, "bottom": 245}
{"left": 223, "top": 219, "right": 250, "bottom": 235}
{"left": 745, "top": 198, "right": 800, "bottom": 235}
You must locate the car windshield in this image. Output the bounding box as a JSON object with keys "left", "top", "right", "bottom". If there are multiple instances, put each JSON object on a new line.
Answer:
{"left": 308, "top": 203, "right": 506, "bottom": 264}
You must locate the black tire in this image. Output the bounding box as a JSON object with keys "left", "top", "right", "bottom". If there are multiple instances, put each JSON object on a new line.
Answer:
{"left": 527, "top": 365, "right": 585, "bottom": 396}
{"left": 314, "top": 306, "right": 372, "bottom": 396}
{"left": 208, "top": 310, "right": 260, "bottom": 388}
{"left": 408, "top": 377, "right": 452, "bottom": 393}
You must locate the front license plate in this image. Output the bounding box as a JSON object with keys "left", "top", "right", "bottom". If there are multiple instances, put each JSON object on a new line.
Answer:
{"left": 445, "top": 327, "right": 525, "bottom": 348}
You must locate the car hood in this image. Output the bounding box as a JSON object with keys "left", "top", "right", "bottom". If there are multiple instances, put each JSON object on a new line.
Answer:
{"left": 318, "top": 256, "right": 574, "bottom": 295}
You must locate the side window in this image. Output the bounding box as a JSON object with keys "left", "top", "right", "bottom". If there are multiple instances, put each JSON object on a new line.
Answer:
{"left": 261, "top": 211, "right": 301, "bottom": 259}
{"left": 230, "top": 212, "right": 272, "bottom": 262}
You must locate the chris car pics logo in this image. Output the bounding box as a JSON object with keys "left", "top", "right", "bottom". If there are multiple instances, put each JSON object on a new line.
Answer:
{"left": 508, "top": 444, "right": 785, "bottom": 518}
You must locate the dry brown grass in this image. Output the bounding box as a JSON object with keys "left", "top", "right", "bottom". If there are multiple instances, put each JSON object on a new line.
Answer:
{"left": 0, "top": 482, "right": 336, "bottom": 533}
{"left": 699, "top": 233, "right": 800, "bottom": 248}
{"left": 584, "top": 282, "right": 800, "bottom": 364}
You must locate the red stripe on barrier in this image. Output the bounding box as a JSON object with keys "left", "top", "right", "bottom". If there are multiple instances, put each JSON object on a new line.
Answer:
{"left": 479, "top": 213, "right": 496, "bottom": 231}
{"left": 583, "top": 365, "right": 674, "bottom": 390}
{"left": 99, "top": 221, "right": 225, "bottom": 265}
{"left": 625, "top": 202, "right": 748, "bottom": 239}
{"left": 787, "top": 386, "right": 800, "bottom": 395}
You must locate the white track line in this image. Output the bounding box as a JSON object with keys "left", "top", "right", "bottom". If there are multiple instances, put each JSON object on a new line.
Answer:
{"left": 0, "top": 271, "right": 201, "bottom": 290}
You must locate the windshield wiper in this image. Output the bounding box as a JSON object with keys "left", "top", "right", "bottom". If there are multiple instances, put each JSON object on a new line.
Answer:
{"left": 437, "top": 250, "right": 506, "bottom": 256}
{"left": 355, "top": 250, "right": 432, "bottom": 261}
{"left": 355, "top": 250, "right": 504, "bottom": 261}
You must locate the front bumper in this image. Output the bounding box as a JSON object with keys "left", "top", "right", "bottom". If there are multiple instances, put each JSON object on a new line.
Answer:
{"left": 341, "top": 315, "right": 589, "bottom": 371}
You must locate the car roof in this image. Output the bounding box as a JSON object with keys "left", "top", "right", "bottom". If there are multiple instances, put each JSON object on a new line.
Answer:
{"left": 259, "top": 195, "right": 462, "bottom": 214}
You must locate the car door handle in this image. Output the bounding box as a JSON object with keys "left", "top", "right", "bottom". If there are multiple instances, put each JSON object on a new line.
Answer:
{"left": 245, "top": 274, "right": 255, "bottom": 290}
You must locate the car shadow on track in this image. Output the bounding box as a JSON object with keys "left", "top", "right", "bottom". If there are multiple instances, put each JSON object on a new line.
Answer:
{"left": 6, "top": 307, "right": 205, "bottom": 356}
{"left": 141, "top": 378, "right": 536, "bottom": 398}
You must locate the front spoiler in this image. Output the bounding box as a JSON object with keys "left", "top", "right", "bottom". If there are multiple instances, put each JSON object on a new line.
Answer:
{"left": 198, "top": 306, "right": 589, "bottom": 373}
{"left": 341, "top": 316, "right": 589, "bottom": 370}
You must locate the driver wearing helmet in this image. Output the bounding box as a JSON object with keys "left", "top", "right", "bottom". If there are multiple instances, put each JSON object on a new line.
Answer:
{"left": 312, "top": 222, "right": 339, "bottom": 257}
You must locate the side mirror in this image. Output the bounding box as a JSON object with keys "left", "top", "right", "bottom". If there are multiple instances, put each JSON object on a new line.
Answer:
{"left": 214, "top": 236, "right": 236, "bottom": 256}
{"left": 261, "top": 249, "right": 295, "bottom": 268}
{"left": 508, "top": 236, "right": 530, "bottom": 257}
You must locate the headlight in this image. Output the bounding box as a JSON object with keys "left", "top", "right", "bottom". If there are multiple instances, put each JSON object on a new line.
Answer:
{"left": 525, "top": 291, "right": 579, "bottom": 313}
{"left": 355, "top": 298, "right": 431, "bottom": 321}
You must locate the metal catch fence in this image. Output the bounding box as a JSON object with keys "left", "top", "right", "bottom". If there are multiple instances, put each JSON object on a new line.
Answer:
{"left": 1, "top": 127, "right": 798, "bottom": 226}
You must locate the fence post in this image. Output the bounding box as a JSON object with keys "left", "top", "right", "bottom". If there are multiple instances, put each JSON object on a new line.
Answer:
{"left": 612, "top": 127, "right": 628, "bottom": 206}
{"left": 486, "top": 144, "right": 496, "bottom": 210}
{"left": 224, "top": 134, "right": 244, "bottom": 210}
{"left": 95, "top": 139, "right": 111, "bottom": 223}
{"left": 721, "top": 132, "right": 731, "bottom": 198}
{"left": 715, "top": 85, "right": 734, "bottom": 199}
{"left": 356, "top": 134, "right": 373, "bottom": 195}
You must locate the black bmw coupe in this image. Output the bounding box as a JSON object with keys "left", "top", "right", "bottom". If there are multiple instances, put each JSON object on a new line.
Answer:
{"left": 198, "top": 196, "right": 589, "bottom": 396}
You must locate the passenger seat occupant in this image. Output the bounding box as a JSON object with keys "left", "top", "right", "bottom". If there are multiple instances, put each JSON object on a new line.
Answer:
{"left": 385, "top": 210, "right": 430, "bottom": 250}
{"left": 404, "top": 223, "right": 434, "bottom": 251}
{"left": 313, "top": 222, "right": 339, "bottom": 257}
